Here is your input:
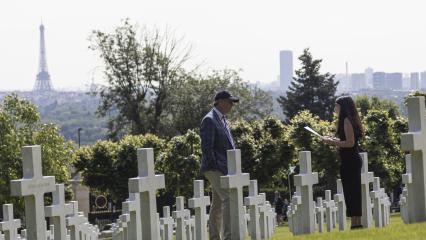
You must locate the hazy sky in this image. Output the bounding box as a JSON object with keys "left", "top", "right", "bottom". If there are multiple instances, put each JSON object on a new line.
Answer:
{"left": 1, "top": 0, "right": 426, "bottom": 90}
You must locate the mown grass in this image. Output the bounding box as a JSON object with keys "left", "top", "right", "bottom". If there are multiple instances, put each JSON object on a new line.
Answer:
{"left": 270, "top": 213, "right": 426, "bottom": 240}
{"left": 101, "top": 213, "right": 426, "bottom": 240}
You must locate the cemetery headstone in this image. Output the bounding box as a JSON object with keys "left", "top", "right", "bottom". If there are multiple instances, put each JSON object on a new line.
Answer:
{"left": 220, "top": 149, "right": 250, "bottom": 240}
{"left": 188, "top": 180, "right": 210, "bottom": 240}
{"left": 333, "top": 179, "right": 346, "bottom": 231}
{"left": 360, "top": 152, "right": 374, "bottom": 228}
{"left": 293, "top": 151, "right": 318, "bottom": 234}
{"left": 401, "top": 96, "right": 426, "bottom": 222}
{"left": 10, "top": 145, "right": 56, "bottom": 240}
{"left": 0, "top": 204, "right": 21, "bottom": 240}
{"left": 128, "top": 148, "right": 165, "bottom": 240}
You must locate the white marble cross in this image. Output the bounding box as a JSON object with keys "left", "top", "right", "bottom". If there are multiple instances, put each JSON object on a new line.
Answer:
{"left": 128, "top": 148, "right": 165, "bottom": 240}
{"left": 173, "top": 196, "right": 189, "bottom": 240}
{"left": 315, "top": 197, "right": 325, "bottom": 233}
{"left": 259, "top": 193, "right": 270, "bottom": 238}
{"left": 66, "top": 202, "right": 86, "bottom": 240}
{"left": 119, "top": 214, "right": 130, "bottom": 240}
{"left": 20, "top": 229, "right": 27, "bottom": 240}
{"left": 188, "top": 180, "right": 210, "bottom": 240}
{"left": 380, "top": 189, "right": 388, "bottom": 227}
{"left": 220, "top": 149, "right": 250, "bottom": 240}
{"left": 244, "top": 180, "right": 264, "bottom": 240}
{"left": 333, "top": 179, "right": 346, "bottom": 231}
{"left": 0, "top": 204, "right": 21, "bottom": 240}
{"left": 265, "top": 202, "right": 274, "bottom": 238}
{"left": 402, "top": 154, "right": 414, "bottom": 223}
{"left": 323, "top": 190, "right": 335, "bottom": 232}
{"left": 243, "top": 206, "right": 249, "bottom": 237}
{"left": 289, "top": 190, "right": 302, "bottom": 235}
{"left": 45, "top": 184, "right": 74, "bottom": 240}
{"left": 360, "top": 152, "right": 373, "bottom": 228}
{"left": 287, "top": 205, "right": 293, "bottom": 233}
{"left": 401, "top": 96, "right": 426, "bottom": 222}
{"left": 46, "top": 224, "right": 55, "bottom": 240}
{"left": 184, "top": 214, "right": 194, "bottom": 240}
{"left": 10, "top": 145, "right": 56, "bottom": 240}
{"left": 370, "top": 177, "right": 383, "bottom": 228}
{"left": 122, "top": 193, "right": 142, "bottom": 240}
{"left": 293, "top": 151, "right": 319, "bottom": 234}
{"left": 160, "top": 206, "right": 174, "bottom": 240}
{"left": 400, "top": 189, "right": 409, "bottom": 223}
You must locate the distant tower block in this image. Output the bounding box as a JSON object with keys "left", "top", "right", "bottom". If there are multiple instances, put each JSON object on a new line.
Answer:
{"left": 33, "top": 23, "right": 54, "bottom": 93}
{"left": 279, "top": 50, "right": 293, "bottom": 92}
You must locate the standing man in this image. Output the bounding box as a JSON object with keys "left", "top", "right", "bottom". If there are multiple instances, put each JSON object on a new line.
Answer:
{"left": 200, "top": 90, "right": 239, "bottom": 240}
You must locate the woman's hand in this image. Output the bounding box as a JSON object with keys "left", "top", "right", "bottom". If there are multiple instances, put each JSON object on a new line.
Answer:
{"left": 322, "top": 136, "right": 340, "bottom": 146}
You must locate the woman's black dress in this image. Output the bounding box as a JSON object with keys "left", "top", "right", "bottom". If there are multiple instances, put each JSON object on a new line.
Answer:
{"left": 338, "top": 122, "right": 362, "bottom": 217}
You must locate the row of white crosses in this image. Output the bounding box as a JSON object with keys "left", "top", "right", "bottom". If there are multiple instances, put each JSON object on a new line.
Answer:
{"left": 400, "top": 96, "right": 426, "bottom": 223}
{"left": 111, "top": 148, "right": 277, "bottom": 240}
{"left": 0, "top": 145, "right": 99, "bottom": 240}
{"left": 287, "top": 150, "right": 392, "bottom": 236}
{"left": 400, "top": 154, "right": 413, "bottom": 224}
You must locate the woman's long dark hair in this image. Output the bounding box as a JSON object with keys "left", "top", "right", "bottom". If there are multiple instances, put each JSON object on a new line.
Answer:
{"left": 336, "top": 96, "right": 364, "bottom": 139}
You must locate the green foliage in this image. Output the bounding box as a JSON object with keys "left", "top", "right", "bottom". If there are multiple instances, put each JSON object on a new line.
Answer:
{"left": 284, "top": 110, "right": 339, "bottom": 191}
{"left": 230, "top": 116, "right": 293, "bottom": 188}
{"left": 0, "top": 94, "right": 74, "bottom": 216}
{"left": 360, "top": 110, "right": 406, "bottom": 190}
{"left": 167, "top": 69, "right": 273, "bottom": 134}
{"left": 158, "top": 130, "right": 201, "bottom": 197}
{"left": 40, "top": 96, "right": 108, "bottom": 146}
{"left": 278, "top": 48, "right": 338, "bottom": 121}
{"left": 90, "top": 19, "right": 190, "bottom": 138}
{"left": 91, "top": 19, "right": 274, "bottom": 139}
{"left": 74, "top": 134, "right": 165, "bottom": 200}
{"left": 355, "top": 95, "right": 400, "bottom": 119}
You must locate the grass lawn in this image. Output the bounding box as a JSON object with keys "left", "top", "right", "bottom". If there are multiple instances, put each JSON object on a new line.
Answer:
{"left": 270, "top": 213, "right": 426, "bottom": 239}
{"left": 100, "top": 213, "right": 426, "bottom": 239}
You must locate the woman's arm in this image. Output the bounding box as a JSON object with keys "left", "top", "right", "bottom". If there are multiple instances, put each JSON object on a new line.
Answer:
{"left": 322, "top": 118, "right": 355, "bottom": 148}
{"left": 335, "top": 118, "right": 355, "bottom": 148}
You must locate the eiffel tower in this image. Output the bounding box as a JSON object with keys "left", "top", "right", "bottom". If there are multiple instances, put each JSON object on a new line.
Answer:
{"left": 33, "top": 23, "right": 54, "bottom": 92}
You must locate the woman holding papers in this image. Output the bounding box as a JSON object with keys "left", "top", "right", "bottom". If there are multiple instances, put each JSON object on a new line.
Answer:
{"left": 322, "top": 96, "right": 364, "bottom": 229}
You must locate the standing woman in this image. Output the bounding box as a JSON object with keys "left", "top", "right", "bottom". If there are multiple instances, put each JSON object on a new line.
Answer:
{"left": 322, "top": 96, "right": 364, "bottom": 229}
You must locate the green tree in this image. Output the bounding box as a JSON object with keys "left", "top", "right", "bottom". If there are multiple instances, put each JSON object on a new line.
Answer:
{"left": 278, "top": 48, "right": 338, "bottom": 121}
{"left": 167, "top": 69, "right": 273, "bottom": 135}
{"left": 0, "top": 94, "right": 74, "bottom": 216}
{"left": 90, "top": 19, "right": 190, "bottom": 138}
{"left": 230, "top": 116, "right": 293, "bottom": 188}
{"left": 74, "top": 134, "right": 165, "bottom": 201}
{"left": 355, "top": 95, "right": 400, "bottom": 119}
{"left": 360, "top": 110, "right": 405, "bottom": 190}
{"left": 158, "top": 130, "right": 201, "bottom": 197}
{"left": 284, "top": 110, "right": 339, "bottom": 192}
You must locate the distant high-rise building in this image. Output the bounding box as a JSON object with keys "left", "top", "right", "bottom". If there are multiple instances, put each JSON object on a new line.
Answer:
{"left": 350, "top": 73, "right": 367, "bottom": 91}
{"left": 386, "top": 72, "right": 403, "bottom": 90}
{"left": 373, "top": 72, "right": 386, "bottom": 90}
{"left": 421, "top": 72, "right": 426, "bottom": 90}
{"left": 33, "top": 23, "right": 54, "bottom": 93}
{"left": 410, "top": 72, "right": 419, "bottom": 90}
{"left": 279, "top": 50, "right": 293, "bottom": 92}
{"left": 365, "top": 67, "right": 373, "bottom": 89}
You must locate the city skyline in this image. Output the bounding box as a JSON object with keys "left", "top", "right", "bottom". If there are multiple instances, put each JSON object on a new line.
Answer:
{"left": 1, "top": 0, "right": 426, "bottom": 90}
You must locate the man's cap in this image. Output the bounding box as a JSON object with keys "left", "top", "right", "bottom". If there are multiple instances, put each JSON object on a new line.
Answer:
{"left": 214, "top": 90, "right": 239, "bottom": 103}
